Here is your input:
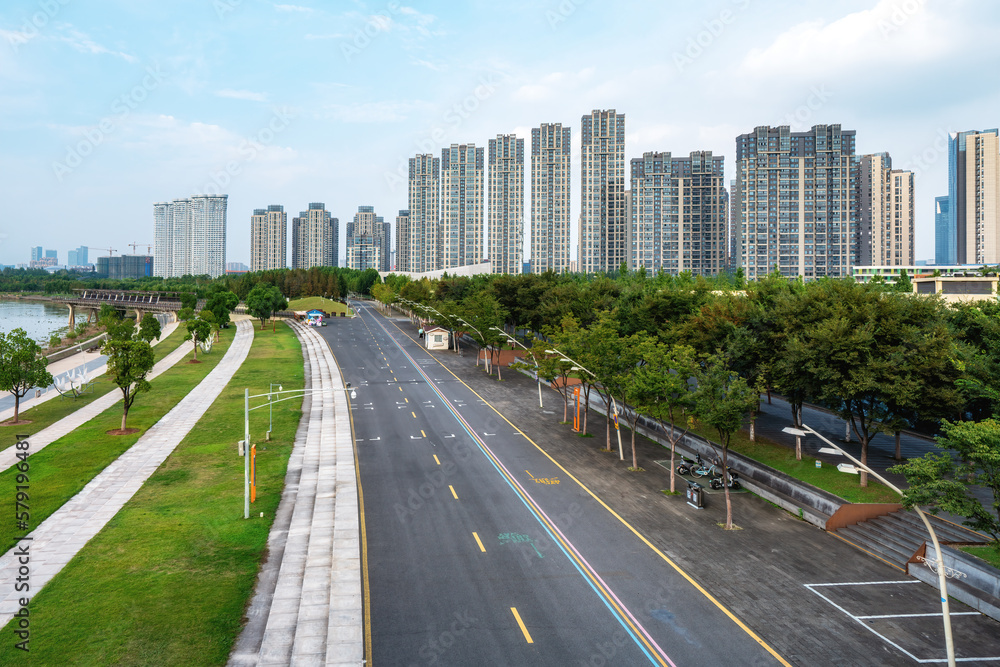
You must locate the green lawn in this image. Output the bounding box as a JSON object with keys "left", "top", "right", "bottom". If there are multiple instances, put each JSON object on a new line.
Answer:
{"left": 0, "top": 328, "right": 233, "bottom": 554}
{"left": 0, "top": 324, "right": 189, "bottom": 454}
{"left": 0, "top": 324, "right": 304, "bottom": 666}
{"left": 288, "top": 296, "right": 352, "bottom": 315}
{"left": 961, "top": 544, "right": 1000, "bottom": 570}
{"left": 689, "top": 423, "right": 899, "bottom": 504}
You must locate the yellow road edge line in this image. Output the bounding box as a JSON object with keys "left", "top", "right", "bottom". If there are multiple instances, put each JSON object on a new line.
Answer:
{"left": 472, "top": 532, "right": 486, "bottom": 552}
{"left": 326, "top": 332, "right": 373, "bottom": 665}
{"left": 433, "top": 454, "right": 441, "bottom": 465}
{"left": 511, "top": 607, "right": 533, "bottom": 644}
{"left": 386, "top": 318, "right": 791, "bottom": 667}
{"left": 449, "top": 485, "right": 458, "bottom": 500}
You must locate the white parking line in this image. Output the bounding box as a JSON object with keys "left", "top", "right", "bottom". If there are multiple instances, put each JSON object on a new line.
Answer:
{"left": 805, "top": 581, "right": 1000, "bottom": 664}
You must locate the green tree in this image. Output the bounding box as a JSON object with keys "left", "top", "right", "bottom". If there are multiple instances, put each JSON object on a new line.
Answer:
{"left": 0, "top": 328, "right": 54, "bottom": 424}
{"left": 102, "top": 331, "right": 155, "bottom": 432}
{"left": 186, "top": 317, "right": 212, "bottom": 361}
{"left": 246, "top": 284, "right": 287, "bottom": 330}
{"left": 692, "top": 354, "right": 758, "bottom": 529}
{"left": 205, "top": 289, "right": 239, "bottom": 328}
{"left": 890, "top": 419, "right": 1000, "bottom": 550}
{"left": 138, "top": 313, "right": 161, "bottom": 343}
{"left": 630, "top": 342, "right": 698, "bottom": 493}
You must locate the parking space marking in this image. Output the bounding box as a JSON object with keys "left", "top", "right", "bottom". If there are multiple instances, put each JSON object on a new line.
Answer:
{"left": 805, "top": 581, "right": 1000, "bottom": 664}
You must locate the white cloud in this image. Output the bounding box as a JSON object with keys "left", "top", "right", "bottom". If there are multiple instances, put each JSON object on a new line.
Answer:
{"left": 216, "top": 89, "right": 269, "bottom": 102}
{"left": 740, "top": 0, "right": 947, "bottom": 77}
{"left": 55, "top": 27, "right": 137, "bottom": 63}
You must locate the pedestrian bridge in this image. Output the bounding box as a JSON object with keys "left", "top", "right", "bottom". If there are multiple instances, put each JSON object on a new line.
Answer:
{"left": 55, "top": 289, "right": 188, "bottom": 329}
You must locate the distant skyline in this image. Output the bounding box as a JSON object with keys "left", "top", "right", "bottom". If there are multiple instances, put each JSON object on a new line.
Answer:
{"left": 2, "top": 0, "right": 999, "bottom": 267}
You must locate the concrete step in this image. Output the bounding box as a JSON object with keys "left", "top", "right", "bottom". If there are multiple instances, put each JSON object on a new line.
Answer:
{"left": 858, "top": 517, "right": 924, "bottom": 556}
{"left": 890, "top": 510, "right": 988, "bottom": 544}
{"left": 835, "top": 525, "right": 912, "bottom": 570}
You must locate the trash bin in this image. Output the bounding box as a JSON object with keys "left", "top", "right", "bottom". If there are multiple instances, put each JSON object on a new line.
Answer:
{"left": 686, "top": 481, "right": 704, "bottom": 509}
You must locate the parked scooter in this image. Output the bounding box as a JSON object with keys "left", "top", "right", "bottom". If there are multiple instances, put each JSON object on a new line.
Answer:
{"left": 676, "top": 453, "right": 701, "bottom": 476}
{"left": 710, "top": 469, "right": 741, "bottom": 490}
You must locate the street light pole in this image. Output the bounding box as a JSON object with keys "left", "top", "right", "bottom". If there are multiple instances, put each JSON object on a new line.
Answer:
{"left": 243, "top": 385, "right": 357, "bottom": 520}
{"left": 493, "top": 327, "right": 543, "bottom": 408}
{"left": 458, "top": 317, "right": 487, "bottom": 371}
{"left": 546, "top": 348, "right": 625, "bottom": 462}
{"left": 798, "top": 423, "right": 957, "bottom": 667}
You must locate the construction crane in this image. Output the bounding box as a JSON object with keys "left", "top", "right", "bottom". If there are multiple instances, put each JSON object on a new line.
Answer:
{"left": 128, "top": 242, "right": 153, "bottom": 255}
{"left": 94, "top": 247, "right": 117, "bottom": 257}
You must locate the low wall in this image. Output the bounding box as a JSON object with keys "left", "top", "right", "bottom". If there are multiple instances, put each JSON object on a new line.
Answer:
{"left": 46, "top": 333, "right": 107, "bottom": 363}
{"left": 909, "top": 545, "right": 1000, "bottom": 621}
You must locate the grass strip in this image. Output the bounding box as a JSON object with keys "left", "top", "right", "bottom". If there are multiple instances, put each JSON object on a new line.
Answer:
{"left": 696, "top": 425, "right": 898, "bottom": 503}
{"left": 287, "top": 296, "right": 351, "bottom": 315}
{"left": 0, "top": 324, "right": 303, "bottom": 666}
{"left": 0, "top": 328, "right": 233, "bottom": 553}
{"left": 0, "top": 324, "right": 189, "bottom": 453}
{"left": 960, "top": 545, "right": 1000, "bottom": 570}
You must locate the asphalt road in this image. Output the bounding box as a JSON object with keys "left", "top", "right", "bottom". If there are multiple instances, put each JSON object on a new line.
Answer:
{"left": 319, "top": 303, "right": 784, "bottom": 667}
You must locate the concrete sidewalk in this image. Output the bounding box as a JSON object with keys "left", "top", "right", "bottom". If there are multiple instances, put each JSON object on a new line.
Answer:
{"left": 0, "top": 320, "right": 190, "bottom": 475}
{"left": 0, "top": 320, "right": 253, "bottom": 629}
{"left": 0, "top": 318, "right": 180, "bottom": 422}
{"left": 228, "top": 321, "right": 362, "bottom": 667}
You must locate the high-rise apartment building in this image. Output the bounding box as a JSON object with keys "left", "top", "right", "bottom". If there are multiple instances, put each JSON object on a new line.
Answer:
{"left": 291, "top": 203, "right": 337, "bottom": 270}
{"left": 153, "top": 194, "right": 228, "bottom": 278}
{"left": 30, "top": 246, "right": 42, "bottom": 262}
{"left": 934, "top": 196, "right": 955, "bottom": 265}
{"left": 441, "top": 144, "right": 484, "bottom": 269}
{"left": 630, "top": 151, "right": 728, "bottom": 276}
{"left": 530, "top": 123, "right": 571, "bottom": 274}
{"left": 250, "top": 204, "right": 287, "bottom": 272}
{"left": 67, "top": 246, "right": 88, "bottom": 267}
{"left": 346, "top": 205, "right": 390, "bottom": 271}
{"left": 949, "top": 129, "right": 1000, "bottom": 265}
{"left": 405, "top": 154, "right": 441, "bottom": 273}
{"left": 734, "top": 125, "right": 856, "bottom": 280}
{"left": 580, "top": 110, "right": 626, "bottom": 274}
{"left": 395, "top": 210, "right": 410, "bottom": 272}
{"left": 857, "top": 153, "right": 914, "bottom": 266}
{"left": 487, "top": 135, "right": 525, "bottom": 275}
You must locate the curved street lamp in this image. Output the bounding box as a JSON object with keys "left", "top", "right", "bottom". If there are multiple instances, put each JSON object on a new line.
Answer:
{"left": 790, "top": 424, "right": 958, "bottom": 667}
{"left": 492, "top": 327, "right": 543, "bottom": 407}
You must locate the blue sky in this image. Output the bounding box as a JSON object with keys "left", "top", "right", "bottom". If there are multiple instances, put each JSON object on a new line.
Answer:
{"left": 2, "top": 0, "right": 999, "bottom": 267}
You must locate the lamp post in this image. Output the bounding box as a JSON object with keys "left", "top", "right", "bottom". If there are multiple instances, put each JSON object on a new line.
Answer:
{"left": 789, "top": 423, "right": 958, "bottom": 667}
{"left": 492, "top": 327, "right": 542, "bottom": 407}
{"left": 457, "top": 317, "right": 486, "bottom": 371}
{"left": 243, "top": 384, "right": 357, "bottom": 519}
{"left": 546, "top": 348, "right": 624, "bottom": 461}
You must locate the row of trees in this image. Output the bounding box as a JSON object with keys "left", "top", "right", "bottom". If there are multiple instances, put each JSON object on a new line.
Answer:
{"left": 373, "top": 268, "right": 1000, "bottom": 534}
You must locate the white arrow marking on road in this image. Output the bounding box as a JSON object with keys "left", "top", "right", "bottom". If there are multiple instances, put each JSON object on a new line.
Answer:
{"left": 444, "top": 434, "right": 455, "bottom": 438}
{"left": 369, "top": 437, "right": 381, "bottom": 441}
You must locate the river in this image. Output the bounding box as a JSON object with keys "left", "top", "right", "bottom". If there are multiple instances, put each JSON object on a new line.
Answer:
{"left": 0, "top": 299, "right": 72, "bottom": 345}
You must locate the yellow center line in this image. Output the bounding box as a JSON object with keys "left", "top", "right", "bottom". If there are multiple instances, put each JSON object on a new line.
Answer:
{"left": 411, "top": 411, "right": 417, "bottom": 418}
{"left": 449, "top": 485, "right": 458, "bottom": 500}
{"left": 394, "top": 377, "right": 398, "bottom": 382}
{"left": 404, "top": 398, "right": 409, "bottom": 403}
{"left": 433, "top": 454, "right": 441, "bottom": 465}
{"left": 510, "top": 608, "right": 533, "bottom": 644}
{"left": 399, "top": 386, "right": 403, "bottom": 391}
{"left": 421, "top": 429, "right": 426, "bottom": 438}
{"left": 472, "top": 532, "right": 486, "bottom": 552}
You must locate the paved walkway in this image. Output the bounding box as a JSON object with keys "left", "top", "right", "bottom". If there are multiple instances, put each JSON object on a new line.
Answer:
{"left": 0, "top": 320, "right": 253, "bottom": 628}
{"left": 0, "top": 318, "right": 180, "bottom": 421}
{"left": 228, "top": 321, "right": 362, "bottom": 667}
{"left": 0, "top": 321, "right": 191, "bottom": 475}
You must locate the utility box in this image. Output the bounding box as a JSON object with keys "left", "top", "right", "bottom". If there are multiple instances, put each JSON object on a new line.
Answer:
{"left": 238, "top": 440, "right": 245, "bottom": 456}
{"left": 686, "top": 481, "right": 704, "bottom": 509}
